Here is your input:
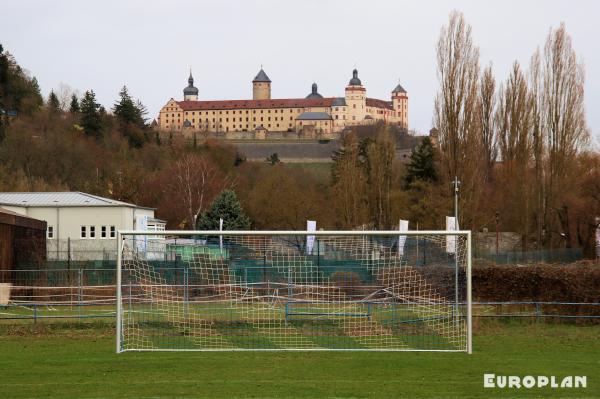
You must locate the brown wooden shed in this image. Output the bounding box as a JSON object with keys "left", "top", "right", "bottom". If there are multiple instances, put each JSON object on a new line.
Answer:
{"left": 0, "top": 208, "right": 47, "bottom": 282}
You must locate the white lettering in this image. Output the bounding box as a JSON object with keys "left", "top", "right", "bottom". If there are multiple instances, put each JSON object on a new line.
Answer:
{"left": 497, "top": 376, "right": 507, "bottom": 388}
{"left": 537, "top": 376, "right": 549, "bottom": 388}
{"left": 551, "top": 376, "right": 559, "bottom": 388}
{"left": 575, "top": 376, "right": 587, "bottom": 388}
{"left": 508, "top": 376, "right": 521, "bottom": 389}
{"left": 522, "top": 376, "right": 535, "bottom": 388}
{"left": 484, "top": 374, "right": 495, "bottom": 388}
{"left": 561, "top": 376, "right": 573, "bottom": 388}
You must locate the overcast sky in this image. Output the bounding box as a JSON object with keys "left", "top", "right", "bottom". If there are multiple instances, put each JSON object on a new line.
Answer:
{"left": 2, "top": 0, "right": 598, "bottom": 143}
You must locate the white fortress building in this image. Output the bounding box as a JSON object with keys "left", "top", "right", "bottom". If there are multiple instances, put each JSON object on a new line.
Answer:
{"left": 157, "top": 68, "right": 408, "bottom": 138}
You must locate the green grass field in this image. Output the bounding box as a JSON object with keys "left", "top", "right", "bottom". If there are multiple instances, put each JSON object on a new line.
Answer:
{"left": 0, "top": 321, "right": 598, "bottom": 399}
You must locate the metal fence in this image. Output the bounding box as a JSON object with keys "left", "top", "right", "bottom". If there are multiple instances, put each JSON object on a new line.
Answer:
{"left": 476, "top": 248, "right": 584, "bottom": 264}
{"left": 0, "top": 267, "right": 598, "bottom": 323}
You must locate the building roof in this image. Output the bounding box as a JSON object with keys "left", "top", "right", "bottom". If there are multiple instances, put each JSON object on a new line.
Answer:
{"left": 0, "top": 192, "right": 154, "bottom": 210}
{"left": 305, "top": 83, "right": 323, "bottom": 99}
{"left": 183, "top": 71, "right": 199, "bottom": 96}
{"left": 177, "top": 97, "right": 336, "bottom": 111}
{"left": 0, "top": 207, "right": 46, "bottom": 230}
{"left": 332, "top": 97, "right": 347, "bottom": 106}
{"left": 392, "top": 83, "right": 407, "bottom": 93}
{"left": 252, "top": 68, "right": 271, "bottom": 83}
{"left": 348, "top": 68, "right": 362, "bottom": 86}
{"left": 296, "top": 112, "right": 332, "bottom": 121}
{"left": 366, "top": 98, "right": 394, "bottom": 110}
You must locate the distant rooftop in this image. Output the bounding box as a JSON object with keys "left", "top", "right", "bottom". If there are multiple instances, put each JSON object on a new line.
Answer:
{"left": 0, "top": 192, "right": 153, "bottom": 209}
{"left": 296, "top": 112, "right": 332, "bottom": 121}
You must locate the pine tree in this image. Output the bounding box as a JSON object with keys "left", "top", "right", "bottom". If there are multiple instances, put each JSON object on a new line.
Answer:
{"left": 266, "top": 153, "right": 280, "bottom": 165}
{"left": 47, "top": 90, "right": 60, "bottom": 112}
{"left": 113, "top": 86, "right": 147, "bottom": 147}
{"left": 69, "top": 94, "right": 80, "bottom": 113}
{"left": 403, "top": 136, "right": 438, "bottom": 188}
{"left": 197, "top": 190, "right": 251, "bottom": 230}
{"left": 80, "top": 90, "right": 103, "bottom": 139}
{"left": 29, "top": 76, "right": 44, "bottom": 110}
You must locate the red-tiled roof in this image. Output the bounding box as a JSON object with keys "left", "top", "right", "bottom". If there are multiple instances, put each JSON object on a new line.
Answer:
{"left": 366, "top": 98, "right": 394, "bottom": 110}
{"left": 175, "top": 97, "right": 395, "bottom": 111}
{"left": 177, "top": 98, "right": 336, "bottom": 111}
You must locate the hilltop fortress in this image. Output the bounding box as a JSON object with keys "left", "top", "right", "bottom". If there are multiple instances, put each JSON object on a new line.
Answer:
{"left": 157, "top": 68, "right": 408, "bottom": 139}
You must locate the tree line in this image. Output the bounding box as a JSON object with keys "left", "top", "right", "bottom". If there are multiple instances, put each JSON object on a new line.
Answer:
{"left": 0, "top": 11, "right": 598, "bottom": 257}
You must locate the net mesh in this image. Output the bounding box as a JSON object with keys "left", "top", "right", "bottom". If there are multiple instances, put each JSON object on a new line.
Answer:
{"left": 119, "top": 233, "right": 469, "bottom": 351}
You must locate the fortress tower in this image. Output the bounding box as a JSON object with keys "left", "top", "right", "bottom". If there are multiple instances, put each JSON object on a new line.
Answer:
{"left": 252, "top": 68, "right": 271, "bottom": 100}
{"left": 344, "top": 69, "right": 366, "bottom": 123}
{"left": 391, "top": 82, "right": 408, "bottom": 129}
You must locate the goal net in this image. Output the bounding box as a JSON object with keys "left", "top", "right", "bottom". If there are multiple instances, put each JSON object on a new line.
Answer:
{"left": 116, "top": 230, "right": 472, "bottom": 352}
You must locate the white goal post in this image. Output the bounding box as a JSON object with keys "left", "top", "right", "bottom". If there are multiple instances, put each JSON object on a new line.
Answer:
{"left": 116, "top": 230, "right": 472, "bottom": 353}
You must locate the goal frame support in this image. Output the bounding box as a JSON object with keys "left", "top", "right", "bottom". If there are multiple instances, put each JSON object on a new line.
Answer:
{"left": 116, "top": 230, "right": 472, "bottom": 354}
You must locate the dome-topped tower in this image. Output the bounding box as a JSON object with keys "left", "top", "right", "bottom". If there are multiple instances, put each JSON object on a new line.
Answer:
{"left": 305, "top": 82, "right": 323, "bottom": 99}
{"left": 345, "top": 68, "right": 367, "bottom": 124}
{"left": 183, "top": 70, "right": 199, "bottom": 101}
{"left": 252, "top": 67, "right": 271, "bottom": 100}
{"left": 348, "top": 68, "right": 362, "bottom": 86}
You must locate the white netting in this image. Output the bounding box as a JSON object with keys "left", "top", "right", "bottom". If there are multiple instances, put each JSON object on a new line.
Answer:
{"left": 119, "top": 233, "right": 469, "bottom": 351}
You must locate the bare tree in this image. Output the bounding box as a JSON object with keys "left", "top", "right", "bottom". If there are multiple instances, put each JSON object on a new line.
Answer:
{"left": 433, "top": 11, "right": 483, "bottom": 227}
{"left": 478, "top": 64, "right": 497, "bottom": 181}
{"left": 533, "top": 23, "right": 589, "bottom": 247}
{"left": 496, "top": 61, "right": 531, "bottom": 166}
{"left": 167, "top": 153, "right": 232, "bottom": 228}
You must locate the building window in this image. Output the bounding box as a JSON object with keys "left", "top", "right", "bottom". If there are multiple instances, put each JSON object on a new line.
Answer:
{"left": 47, "top": 226, "right": 54, "bottom": 239}
{"left": 80, "top": 226, "right": 87, "bottom": 239}
{"left": 101, "top": 225, "right": 107, "bottom": 239}
{"left": 110, "top": 226, "right": 116, "bottom": 238}
{"left": 90, "top": 226, "right": 96, "bottom": 239}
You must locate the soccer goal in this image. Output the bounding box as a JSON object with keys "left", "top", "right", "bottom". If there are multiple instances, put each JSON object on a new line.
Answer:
{"left": 116, "top": 230, "right": 472, "bottom": 353}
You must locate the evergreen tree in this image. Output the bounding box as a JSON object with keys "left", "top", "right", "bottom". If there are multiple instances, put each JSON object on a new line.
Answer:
{"left": 69, "top": 94, "right": 80, "bottom": 113}
{"left": 113, "top": 86, "right": 147, "bottom": 147}
{"left": 47, "top": 90, "right": 60, "bottom": 112}
{"left": 197, "top": 190, "right": 251, "bottom": 230}
{"left": 403, "top": 136, "right": 438, "bottom": 188}
{"left": 29, "top": 76, "right": 44, "bottom": 110}
{"left": 80, "top": 90, "right": 103, "bottom": 139}
{"left": 266, "top": 153, "right": 280, "bottom": 165}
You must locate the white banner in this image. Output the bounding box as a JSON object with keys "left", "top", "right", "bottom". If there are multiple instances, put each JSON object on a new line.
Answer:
{"left": 135, "top": 215, "right": 148, "bottom": 254}
{"left": 398, "top": 219, "right": 409, "bottom": 256}
{"left": 306, "top": 220, "right": 316, "bottom": 255}
{"left": 446, "top": 216, "right": 459, "bottom": 254}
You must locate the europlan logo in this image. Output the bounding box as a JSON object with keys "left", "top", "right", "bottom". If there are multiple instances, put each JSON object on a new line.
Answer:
{"left": 484, "top": 374, "right": 587, "bottom": 389}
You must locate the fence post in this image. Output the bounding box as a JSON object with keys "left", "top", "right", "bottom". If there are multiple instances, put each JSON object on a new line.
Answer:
{"left": 78, "top": 267, "right": 83, "bottom": 320}
{"left": 535, "top": 302, "right": 541, "bottom": 322}
{"left": 33, "top": 304, "right": 37, "bottom": 324}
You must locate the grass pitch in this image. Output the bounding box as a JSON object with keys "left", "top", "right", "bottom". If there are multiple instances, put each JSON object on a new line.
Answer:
{"left": 0, "top": 321, "right": 598, "bottom": 399}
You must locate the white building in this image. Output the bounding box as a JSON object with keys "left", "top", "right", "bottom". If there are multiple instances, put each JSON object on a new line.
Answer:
{"left": 0, "top": 192, "right": 165, "bottom": 260}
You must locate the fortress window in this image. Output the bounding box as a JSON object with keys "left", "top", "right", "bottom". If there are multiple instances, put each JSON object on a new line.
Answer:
{"left": 260, "top": 117, "right": 263, "bottom": 121}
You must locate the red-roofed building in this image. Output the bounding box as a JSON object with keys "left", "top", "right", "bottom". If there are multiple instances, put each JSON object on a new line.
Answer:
{"left": 158, "top": 68, "right": 408, "bottom": 137}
